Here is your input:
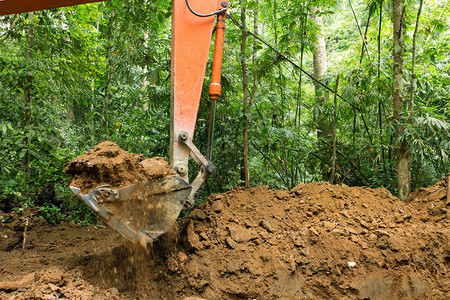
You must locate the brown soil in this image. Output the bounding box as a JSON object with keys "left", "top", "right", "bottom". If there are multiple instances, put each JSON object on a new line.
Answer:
{"left": 406, "top": 173, "right": 450, "bottom": 224}
{"left": 0, "top": 210, "right": 123, "bottom": 299}
{"left": 65, "top": 141, "right": 175, "bottom": 194}
{"left": 1, "top": 176, "right": 449, "bottom": 299}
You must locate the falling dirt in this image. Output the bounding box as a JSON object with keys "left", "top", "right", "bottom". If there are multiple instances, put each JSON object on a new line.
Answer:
{"left": 1, "top": 176, "right": 449, "bottom": 299}
{"left": 65, "top": 141, "right": 175, "bottom": 194}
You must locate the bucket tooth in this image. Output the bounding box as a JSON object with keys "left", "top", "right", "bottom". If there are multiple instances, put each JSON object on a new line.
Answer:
{"left": 69, "top": 186, "right": 81, "bottom": 196}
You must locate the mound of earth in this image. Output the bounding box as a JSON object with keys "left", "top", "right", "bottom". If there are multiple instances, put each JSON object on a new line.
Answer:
{"left": 164, "top": 183, "right": 449, "bottom": 299}
{"left": 1, "top": 180, "right": 449, "bottom": 299}
{"left": 65, "top": 141, "right": 174, "bottom": 193}
{"left": 406, "top": 173, "right": 450, "bottom": 224}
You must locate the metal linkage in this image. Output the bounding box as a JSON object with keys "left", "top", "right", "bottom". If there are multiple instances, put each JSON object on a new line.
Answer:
{"left": 177, "top": 131, "right": 216, "bottom": 208}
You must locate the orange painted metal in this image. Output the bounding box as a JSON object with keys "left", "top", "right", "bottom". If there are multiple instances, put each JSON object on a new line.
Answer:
{"left": 208, "top": 12, "right": 226, "bottom": 100}
{"left": 170, "top": 0, "right": 227, "bottom": 172}
{"left": 206, "top": 11, "right": 227, "bottom": 161}
{"left": 0, "top": 0, "right": 105, "bottom": 16}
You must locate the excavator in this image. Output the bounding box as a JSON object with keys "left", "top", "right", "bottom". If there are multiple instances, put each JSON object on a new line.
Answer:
{"left": 0, "top": 0, "right": 229, "bottom": 244}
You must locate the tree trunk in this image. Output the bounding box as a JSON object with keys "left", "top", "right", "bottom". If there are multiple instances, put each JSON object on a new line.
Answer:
{"left": 103, "top": 16, "right": 113, "bottom": 140}
{"left": 250, "top": 7, "right": 258, "bottom": 107}
{"left": 22, "top": 11, "right": 34, "bottom": 196}
{"left": 295, "top": 16, "right": 306, "bottom": 129}
{"left": 409, "top": 0, "right": 424, "bottom": 113}
{"left": 311, "top": 9, "right": 329, "bottom": 181}
{"left": 377, "top": 0, "right": 386, "bottom": 172}
{"left": 272, "top": 0, "right": 278, "bottom": 45}
{"left": 295, "top": 15, "right": 307, "bottom": 129}
{"left": 331, "top": 75, "right": 339, "bottom": 184}
{"left": 143, "top": 30, "right": 149, "bottom": 92}
{"left": 241, "top": 5, "right": 250, "bottom": 188}
{"left": 393, "top": 0, "right": 410, "bottom": 200}
{"left": 377, "top": 0, "right": 383, "bottom": 77}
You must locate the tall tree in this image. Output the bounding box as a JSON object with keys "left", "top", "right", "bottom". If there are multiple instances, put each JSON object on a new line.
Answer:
{"left": 103, "top": 10, "right": 114, "bottom": 140}
{"left": 241, "top": 4, "right": 250, "bottom": 188}
{"left": 331, "top": 75, "right": 339, "bottom": 184}
{"left": 311, "top": 8, "right": 329, "bottom": 181}
{"left": 393, "top": 0, "right": 410, "bottom": 200}
{"left": 22, "top": 11, "right": 35, "bottom": 196}
{"left": 409, "top": 0, "right": 424, "bottom": 112}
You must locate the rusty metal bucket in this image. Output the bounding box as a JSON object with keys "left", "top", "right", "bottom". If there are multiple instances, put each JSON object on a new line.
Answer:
{"left": 70, "top": 175, "right": 191, "bottom": 245}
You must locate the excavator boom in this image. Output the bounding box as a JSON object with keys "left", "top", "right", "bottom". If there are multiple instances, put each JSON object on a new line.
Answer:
{"left": 171, "top": 0, "right": 227, "bottom": 208}
{"left": 0, "top": 0, "right": 105, "bottom": 15}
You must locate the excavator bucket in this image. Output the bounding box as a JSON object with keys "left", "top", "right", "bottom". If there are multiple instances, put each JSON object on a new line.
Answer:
{"left": 70, "top": 175, "right": 191, "bottom": 245}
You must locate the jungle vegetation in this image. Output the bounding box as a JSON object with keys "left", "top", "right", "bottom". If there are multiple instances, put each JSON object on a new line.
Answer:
{"left": 0, "top": 0, "right": 448, "bottom": 222}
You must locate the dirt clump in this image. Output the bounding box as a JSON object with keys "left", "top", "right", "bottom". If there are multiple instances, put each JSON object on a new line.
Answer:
{"left": 406, "top": 173, "right": 450, "bottom": 224}
{"left": 65, "top": 141, "right": 174, "bottom": 193}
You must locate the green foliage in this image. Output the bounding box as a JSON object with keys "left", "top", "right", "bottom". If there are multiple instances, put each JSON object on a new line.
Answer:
{"left": 38, "top": 199, "right": 98, "bottom": 225}
{"left": 61, "top": 197, "right": 99, "bottom": 226}
{"left": 38, "top": 205, "right": 65, "bottom": 225}
{"left": 0, "top": 0, "right": 448, "bottom": 223}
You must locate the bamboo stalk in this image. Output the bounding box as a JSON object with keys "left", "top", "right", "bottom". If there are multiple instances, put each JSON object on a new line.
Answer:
{"left": 348, "top": 0, "right": 371, "bottom": 61}
{"left": 409, "top": 0, "right": 424, "bottom": 115}
{"left": 331, "top": 75, "right": 340, "bottom": 184}
{"left": 446, "top": 173, "right": 450, "bottom": 205}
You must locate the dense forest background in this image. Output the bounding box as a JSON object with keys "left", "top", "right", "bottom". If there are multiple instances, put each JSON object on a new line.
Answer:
{"left": 0, "top": 0, "right": 448, "bottom": 223}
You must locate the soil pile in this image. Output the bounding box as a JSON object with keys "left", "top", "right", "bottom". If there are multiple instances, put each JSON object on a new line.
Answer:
{"left": 1, "top": 180, "right": 449, "bottom": 299}
{"left": 168, "top": 183, "right": 449, "bottom": 299}
{"left": 406, "top": 173, "right": 450, "bottom": 224}
{"left": 65, "top": 141, "right": 174, "bottom": 193}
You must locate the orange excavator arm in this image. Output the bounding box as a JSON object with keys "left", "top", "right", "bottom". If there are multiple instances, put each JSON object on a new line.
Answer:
{"left": 171, "top": 0, "right": 228, "bottom": 207}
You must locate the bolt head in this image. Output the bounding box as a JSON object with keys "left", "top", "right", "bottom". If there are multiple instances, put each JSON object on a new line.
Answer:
{"left": 221, "top": 1, "right": 228, "bottom": 8}
{"left": 206, "top": 164, "right": 217, "bottom": 174}
{"left": 176, "top": 165, "right": 187, "bottom": 175}
{"left": 179, "top": 132, "right": 188, "bottom": 141}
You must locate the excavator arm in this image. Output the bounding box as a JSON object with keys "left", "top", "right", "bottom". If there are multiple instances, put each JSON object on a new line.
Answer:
{"left": 171, "top": 0, "right": 228, "bottom": 208}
